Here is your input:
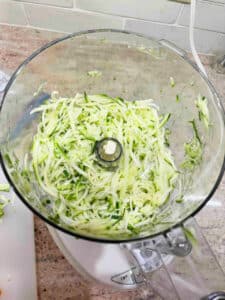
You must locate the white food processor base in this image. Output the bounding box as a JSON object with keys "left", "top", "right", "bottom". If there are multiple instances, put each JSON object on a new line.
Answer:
{"left": 48, "top": 226, "right": 142, "bottom": 289}
{"left": 48, "top": 226, "right": 173, "bottom": 290}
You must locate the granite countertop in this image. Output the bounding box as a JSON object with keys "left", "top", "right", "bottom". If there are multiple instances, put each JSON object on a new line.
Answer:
{"left": 0, "top": 24, "right": 225, "bottom": 300}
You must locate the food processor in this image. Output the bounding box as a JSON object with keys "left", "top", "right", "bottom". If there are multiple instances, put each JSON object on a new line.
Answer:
{"left": 0, "top": 29, "right": 225, "bottom": 299}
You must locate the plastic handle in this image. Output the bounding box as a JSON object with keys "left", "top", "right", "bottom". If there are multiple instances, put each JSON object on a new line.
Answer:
{"left": 122, "top": 218, "right": 225, "bottom": 300}
{"left": 123, "top": 242, "right": 180, "bottom": 299}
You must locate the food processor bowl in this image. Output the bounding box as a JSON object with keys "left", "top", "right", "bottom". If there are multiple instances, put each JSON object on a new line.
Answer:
{"left": 0, "top": 29, "right": 224, "bottom": 243}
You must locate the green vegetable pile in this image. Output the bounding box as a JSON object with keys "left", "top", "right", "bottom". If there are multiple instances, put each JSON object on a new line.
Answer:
{"left": 180, "top": 93, "right": 209, "bottom": 172}
{"left": 29, "top": 93, "right": 178, "bottom": 235}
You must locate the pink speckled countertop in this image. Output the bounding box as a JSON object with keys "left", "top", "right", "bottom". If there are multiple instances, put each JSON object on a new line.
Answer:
{"left": 1, "top": 24, "right": 225, "bottom": 300}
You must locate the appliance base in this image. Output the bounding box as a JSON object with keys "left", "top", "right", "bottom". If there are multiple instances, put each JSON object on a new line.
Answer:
{"left": 48, "top": 227, "right": 173, "bottom": 289}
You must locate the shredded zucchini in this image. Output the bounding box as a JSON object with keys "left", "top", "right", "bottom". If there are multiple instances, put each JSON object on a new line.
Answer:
{"left": 170, "top": 77, "right": 175, "bottom": 87}
{"left": 195, "top": 95, "right": 210, "bottom": 129}
{"left": 0, "top": 183, "right": 10, "bottom": 192}
{"left": 183, "top": 226, "right": 197, "bottom": 246}
{"left": 181, "top": 120, "right": 203, "bottom": 171}
{"left": 0, "top": 183, "right": 10, "bottom": 219}
{"left": 28, "top": 93, "right": 178, "bottom": 235}
{"left": 176, "top": 94, "right": 180, "bottom": 102}
{"left": 87, "top": 70, "right": 102, "bottom": 78}
{"left": 0, "top": 194, "right": 10, "bottom": 219}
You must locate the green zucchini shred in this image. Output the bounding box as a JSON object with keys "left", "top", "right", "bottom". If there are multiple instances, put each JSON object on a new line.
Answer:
{"left": 183, "top": 226, "right": 198, "bottom": 246}
{"left": 0, "top": 183, "right": 10, "bottom": 192}
{"left": 181, "top": 120, "right": 203, "bottom": 171}
{"left": 0, "top": 194, "right": 10, "bottom": 220}
{"left": 26, "top": 92, "right": 178, "bottom": 236}
{"left": 170, "top": 77, "right": 175, "bottom": 87}
{"left": 87, "top": 70, "right": 102, "bottom": 78}
{"left": 195, "top": 95, "right": 210, "bottom": 129}
{"left": 176, "top": 94, "right": 180, "bottom": 102}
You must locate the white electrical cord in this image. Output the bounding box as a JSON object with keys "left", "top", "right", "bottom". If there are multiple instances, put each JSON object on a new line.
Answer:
{"left": 189, "top": 0, "right": 208, "bottom": 77}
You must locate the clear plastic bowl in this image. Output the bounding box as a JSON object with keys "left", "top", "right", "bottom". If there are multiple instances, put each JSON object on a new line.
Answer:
{"left": 0, "top": 30, "right": 224, "bottom": 242}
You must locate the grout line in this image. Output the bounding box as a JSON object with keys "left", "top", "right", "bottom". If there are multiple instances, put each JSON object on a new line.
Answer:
{"left": 73, "top": 7, "right": 181, "bottom": 26}
{"left": 21, "top": 2, "right": 30, "bottom": 26}
{"left": 202, "top": 0, "right": 225, "bottom": 6}
{"left": 19, "top": 1, "right": 76, "bottom": 11}
{"left": 174, "top": 4, "right": 185, "bottom": 25}
{"left": 18, "top": 1, "right": 125, "bottom": 23}
{"left": 124, "top": 15, "right": 225, "bottom": 35}
{"left": 122, "top": 18, "right": 126, "bottom": 30}
{"left": 0, "top": 22, "right": 66, "bottom": 34}
{"left": 15, "top": 0, "right": 74, "bottom": 9}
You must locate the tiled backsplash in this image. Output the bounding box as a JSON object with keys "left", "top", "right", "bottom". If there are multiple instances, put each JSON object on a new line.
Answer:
{"left": 0, "top": 0, "right": 225, "bottom": 54}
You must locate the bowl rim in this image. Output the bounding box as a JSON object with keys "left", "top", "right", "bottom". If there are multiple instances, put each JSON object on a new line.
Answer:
{"left": 1, "top": 28, "right": 225, "bottom": 243}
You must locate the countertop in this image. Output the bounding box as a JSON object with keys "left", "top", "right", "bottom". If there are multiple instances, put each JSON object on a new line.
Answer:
{"left": 0, "top": 24, "right": 225, "bottom": 300}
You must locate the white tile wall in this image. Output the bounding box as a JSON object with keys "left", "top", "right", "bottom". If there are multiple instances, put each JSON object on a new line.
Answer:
{"left": 0, "top": 0, "right": 27, "bottom": 25}
{"left": 15, "top": 0, "right": 73, "bottom": 8}
{"left": 178, "top": 0, "right": 225, "bottom": 33}
{"left": 24, "top": 3, "right": 123, "bottom": 33}
{"left": 1, "top": 0, "right": 225, "bottom": 54}
{"left": 125, "top": 18, "right": 225, "bottom": 53}
{"left": 76, "top": 0, "right": 182, "bottom": 24}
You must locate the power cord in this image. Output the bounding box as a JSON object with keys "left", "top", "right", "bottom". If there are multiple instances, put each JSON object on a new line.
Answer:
{"left": 189, "top": 0, "right": 207, "bottom": 77}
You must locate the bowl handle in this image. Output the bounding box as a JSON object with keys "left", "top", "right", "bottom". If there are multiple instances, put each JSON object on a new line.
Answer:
{"left": 122, "top": 218, "right": 225, "bottom": 299}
